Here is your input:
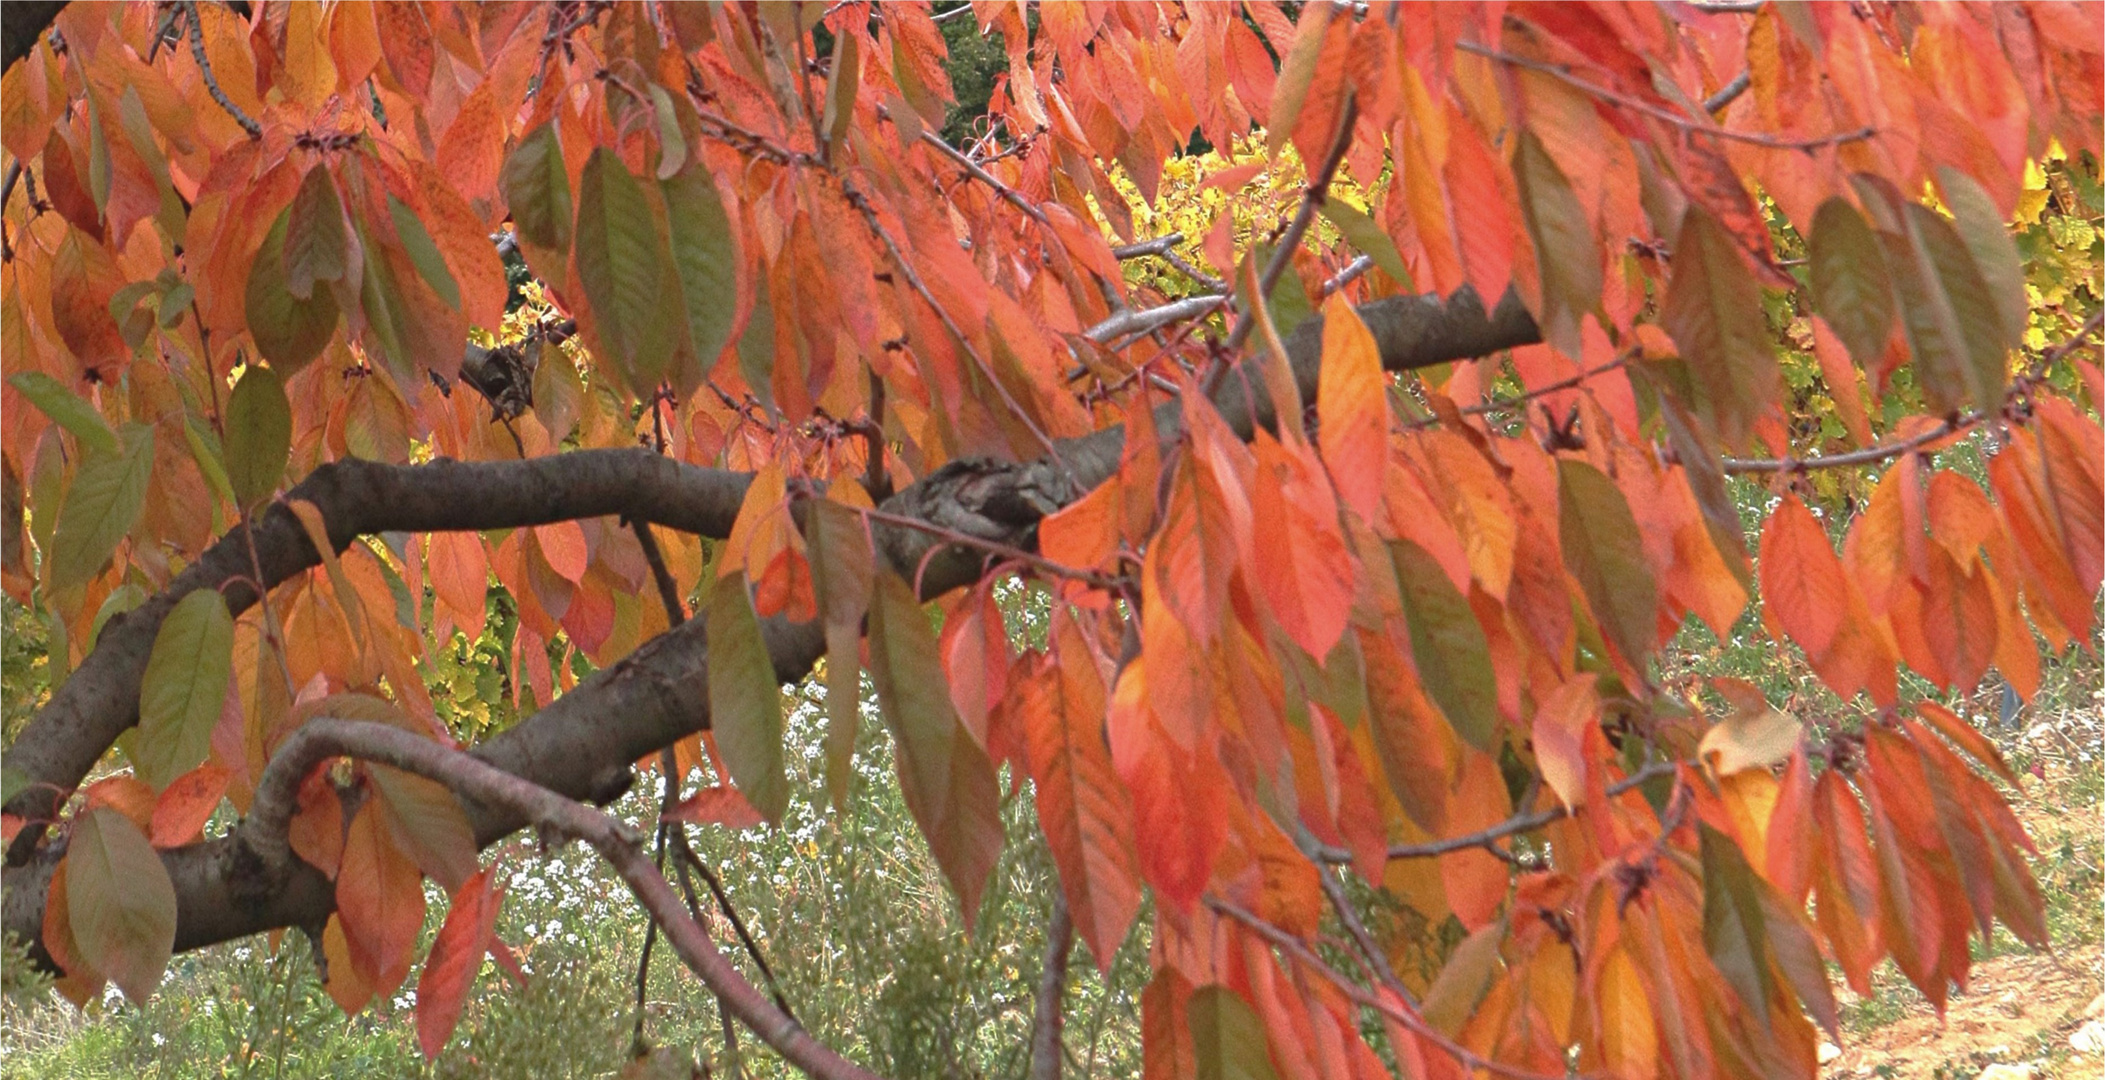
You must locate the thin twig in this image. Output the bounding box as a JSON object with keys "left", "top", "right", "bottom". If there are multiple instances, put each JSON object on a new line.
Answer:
{"left": 1318, "top": 254, "right": 1375, "bottom": 299}
{"left": 1206, "top": 898, "right": 1571, "bottom": 1080}
{"left": 1457, "top": 42, "right": 1872, "bottom": 151}
{"left": 1721, "top": 310, "right": 2103, "bottom": 474}
{"left": 1401, "top": 351, "right": 1634, "bottom": 432}
{"left": 855, "top": 505, "right": 1123, "bottom": 590}
{"left": 1314, "top": 759, "right": 1681, "bottom": 864}
{"left": 917, "top": 124, "right": 1048, "bottom": 225}
{"left": 839, "top": 180, "right": 1072, "bottom": 476}
{"left": 244, "top": 719, "right": 879, "bottom": 1080}
{"left": 1222, "top": 93, "right": 1361, "bottom": 359}
{"left": 1027, "top": 892, "right": 1074, "bottom": 1080}
{"left": 1315, "top": 867, "right": 1415, "bottom": 1006}
{"left": 629, "top": 519, "right": 689, "bottom": 626}
{"left": 671, "top": 832, "right": 799, "bottom": 1023}
{"left": 1080, "top": 293, "right": 1229, "bottom": 346}
{"left": 1702, "top": 70, "right": 1752, "bottom": 114}
{"left": 182, "top": 1, "right": 261, "bottom": 139}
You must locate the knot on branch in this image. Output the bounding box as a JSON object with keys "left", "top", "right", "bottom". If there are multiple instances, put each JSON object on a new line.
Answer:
{"left": 884, "top": 457, "right": 1070, "bottom": 548}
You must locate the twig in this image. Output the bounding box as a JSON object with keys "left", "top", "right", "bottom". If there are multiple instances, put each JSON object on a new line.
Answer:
{"left": 1080, "top": 293, "right": 1229, "bottom": 346}
{"left": 1720, "top": 310, "right": 2103, "bottom": 474}
{"left": 1027, "top": 892, "right": 1074, "bottom": 1080}
{"left": 1314, "top": 759, "right": 1681, "bottom": 864}
{"left": 854, "top": 504, "right": 1122, "bottom": 591}
{"left": 1702, "top": 70, "right": 1752, "bottom": 114}
{"left": 670, "top": 848, "right": 747, "bottom": 1078}
{"left": 1112, "top": 233, "right": 1230, "bottom": 294}
{"left": 671, "top": 831, "right": 798, "bottom": 1023}
{"left": 182, "top": 1, "right": 261, "bottom": 139}
{"left": 839, "top": 180, "right": 1072, "bottom": 476}
{"left": 629, "top": 520, "right": 689, "bottom": 626}
{"left": 916, "top": 125, "right": 1048, "bottom": 226}
{"left": 1401, "top": 351, "right": 1634, "bottom": 432}
{"left": 1457, "top": 42, "right": 1872, "bottom": 151}
{"left": 1315, "top": 867, "right": 1415, "bottom": 1006}
{"left": 1318, "top": 254, "right": 1375, "bottom": 299}
{"left": 242, "top": 719, "right": 881, "bottom": 1080}
{"left": 1222, "top": 93, "right": 1361, "bottom": 359}
{"left": 1205, "top": 897, "right": 1571, "bottom": 1080}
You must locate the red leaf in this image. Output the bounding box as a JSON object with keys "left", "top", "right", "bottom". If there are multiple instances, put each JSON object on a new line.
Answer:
{"left": 663, "top": 785, "right": 765, "bottom": 830}
{"left": 417, "top": 867, "right": 502, "bottom": 1059}
{"left": 149, "top": 764, "right": 232, "bottom": 848}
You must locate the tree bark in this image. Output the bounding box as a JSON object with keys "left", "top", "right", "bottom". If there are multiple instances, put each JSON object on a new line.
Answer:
{"left": 1, "top": 287, "right": 1540, "bottom": 966}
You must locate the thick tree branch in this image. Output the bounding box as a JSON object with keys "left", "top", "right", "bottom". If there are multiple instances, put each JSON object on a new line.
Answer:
{"left": 0, "top": 0, "right": 65, "bottom": 73}
{"left": 3, "top": 287, "right": 1541, "bottom": 965}
{"left": 4, "top": 450, "right": 753, "bottom": 860}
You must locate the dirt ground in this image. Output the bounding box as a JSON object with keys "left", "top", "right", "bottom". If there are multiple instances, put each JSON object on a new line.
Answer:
{"left": 1823, "top": 719, "right": 2104, "bottom": 1080}
{"left": 1824, "top": 956, "right": 2104, "bottom": 1080}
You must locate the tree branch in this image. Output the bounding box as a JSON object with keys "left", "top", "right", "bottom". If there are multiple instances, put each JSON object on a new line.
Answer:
{"left": 4, "top": 450, "right": 753, "bottom": 862}
{"left": 2, "top": 287, "right": 1543, "bottom": 965}
{"left": 243, "top": 719, "right": 882, "bottom": 1080}
{"left": 1027, "top": 892, "right": 1074, "bottom": 1080}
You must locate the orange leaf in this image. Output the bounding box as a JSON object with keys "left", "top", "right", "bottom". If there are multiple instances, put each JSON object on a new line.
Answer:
{"left": 1314, "top": 292, "right": 1387, "bottom": 524}
{"left": 1249, "top": 431, "right": 1354, "bottom": 661}
{"left": 1023, "top": 608, "right": 1142, "bottom": 970}
{"left": 336, "top": 799, "right": 427, "bottom": 994}
{"left": 148, "top": 763, "right": 231, "bottom": 848}
{"left": 534, "top": 521, "right": 589, "bottom": 584}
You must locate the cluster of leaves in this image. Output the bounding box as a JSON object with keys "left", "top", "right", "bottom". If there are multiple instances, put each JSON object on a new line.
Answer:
{"left": 2, "top": 3, "right": 2102, "bottom": 1079}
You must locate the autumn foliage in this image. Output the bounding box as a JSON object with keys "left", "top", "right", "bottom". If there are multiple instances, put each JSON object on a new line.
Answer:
{"left": 1, "top": 2, "right": 2101, "bottom": 1078}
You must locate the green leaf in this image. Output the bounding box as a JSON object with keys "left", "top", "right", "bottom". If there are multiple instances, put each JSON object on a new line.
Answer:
{"left": 49, "top": 422, "right": 155, "bottom": 591}
{"left": 182, "top": 414, "right": 235, "bottom": 510}
{"left": 1421, "top": 919, "right": 1506, "bottom": 1035}
{"left": 1659, "top": 204, "right": 1779, "bottom": 450}
{"left": 108, "top": 280, "right": 157, "bottom": 351}
{"left": 1700, "top": 823, "right": 1776, "bottom": 1023}
{"left": 87, "top": 582, "right": 146, "bottom": 655}
{"left": 135, "top": 589, "right": 235, "bottom": 789}
{"left": 1317, "top": 198, "right": 1414, "bottom": 292}
{"left": 369, "top": 764, "right": 478, "bottom": 893}
{"left": 284, "top": 164, "right": 350, "bottom": 300}
{"left": 1512, "top": 129, "right": 1601, "bottom": 357}
{"left": 499, "top": 123, "right": 572, "bottom": 254}
{"left": 223, "top": 365, "right": 291, "bottom": 510}
{"left": 387, "top": 196, "right": 461, "bottom": 310}
{"left": 706, "top": 570, "right": 787, "bottom": 824}
{"left": 648, "top": 84, "right": 689, "bottom": 181}
{"left": 7, "top": 371, "right": 118, "bottom": 454}
{"left": 1188, "top": 986, "right": 1281, "bottom": 1080}
{"left": 1558, "top": 459, "right": 1657, "bottom": 670}
{"left": 0, "top": 766, "right": 30, "bottom": 805}
{"left": 1389, "top": 539, "right": 1499, "bottom": 750}
{"left": 660, "top": 164, "right": 740, "bottom": 383}
{"left": 245, "top": 209, "right": 341, "bottom": 373}
{"left": 575, "top": 148, "right": 680, "bottom": 392}
{"left": 1938, "top": 167, "right": 2027, "bottom": 360}
{"left": 820, "top": 30, "right": 860, "bottom": 162}
{"left": 1853, "top": 176, "right": 2009, "bottom": 417}
{"left": 866, "top": 572, "right": 1004, "bottom": 925}
{"left": 65, "top": 806, "right": 177, "bottom": 1002}
{"left": 804, "top": 498, "right": 873, "bottom": 808}
{"left": 1807, "top": 197, "right": 1896, "bottom": 370}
